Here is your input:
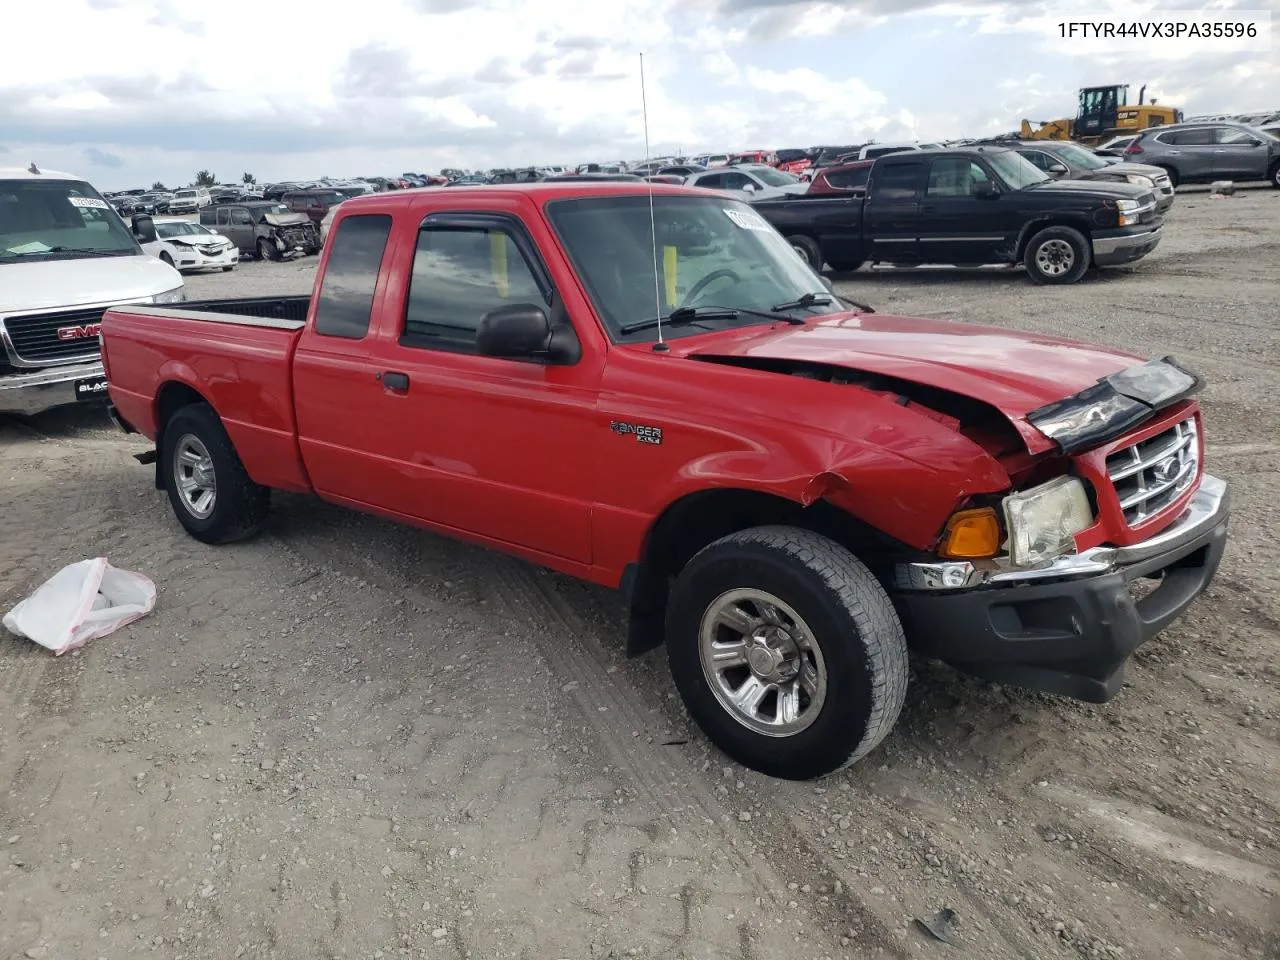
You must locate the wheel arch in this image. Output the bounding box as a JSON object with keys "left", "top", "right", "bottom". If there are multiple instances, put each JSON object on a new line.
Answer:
{"left": 620, "top": 486, "right": 911, "bottom": 658}
{"left": 153, "top": 380, "right": 213, "bottom": 489}
{"left": 1014, "top": 217, "right": 1092, "bottom": 260}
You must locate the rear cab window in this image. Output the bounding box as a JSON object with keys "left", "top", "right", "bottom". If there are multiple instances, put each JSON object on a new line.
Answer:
{"left": 313, "top": 214, "right": 393, "bottom": 338}
{"left": 869, "top": 159, "right": 925, "bottom": 201}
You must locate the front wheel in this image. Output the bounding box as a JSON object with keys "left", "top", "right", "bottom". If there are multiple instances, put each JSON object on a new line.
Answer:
{"left": 1023, "top": 225, "right": 1090, "bottom": 284}
{"left": 827, "top": 260, "right": 864, "bottom": 273}
{"left": 162, "top": 403, "right": 270, "bottom": 544}
{"left": 666, "top": 526, "right": 909, "bottom": 780}
{"left": 257, "top": 237, "right": 281, "bottom": 262}
{"left": 786, "top": 234, "right": 824, "bottom": 273}
{"left": 1269, "top": 161, "right": 1280, "bottom": 190}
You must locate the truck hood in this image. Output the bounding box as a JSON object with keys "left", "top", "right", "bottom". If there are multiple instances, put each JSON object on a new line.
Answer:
{"left": 0, "top": 253, "right": 183, "bottom": 314}
{"left": 1019, "top": 178, "right": 1149, "bottom": 201}
{"left": 263, "top": 212, "right": 313, "bottom": 227}
{"left": 681, "top": 313, "right": 1148, "bottom": 454}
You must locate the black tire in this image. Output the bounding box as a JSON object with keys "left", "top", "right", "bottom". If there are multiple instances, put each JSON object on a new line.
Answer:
{"left": 665, "top": 526, "right": 909, "bottom": 780}
{"left": 786, "top": 234, "right": 824, "bottom": 272}
{"left": 1269, "top": 161, "right": 1280, "bottom": 190}
{"left": 221, "top": 265, "right": 234, "bottom": 272}
{"left": 257, "top": 237, "right": 281, "bottom": 262}
{"left": 159, "top": 252, "right": 174, "bottom": 267}
{"left": 1157, "top": 165, "right": 1179, "bottom": 189}
{"left": 162, "top": 403, "right": 269, "bottom": 545}
{"left": 1023, "top": 225, "right": 1090, "bottom": 285}
{"left": 827, "top": 260, "right": 863, "bottom": 273}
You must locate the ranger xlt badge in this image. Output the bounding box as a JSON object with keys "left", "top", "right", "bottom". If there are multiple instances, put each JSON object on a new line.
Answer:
{"left": 610, "top": 420, "right": 662, "bottom": 445}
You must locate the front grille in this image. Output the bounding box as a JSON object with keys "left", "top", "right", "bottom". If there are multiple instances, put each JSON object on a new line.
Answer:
{"left": 1, "top": 307, "right": 108, "bottom": 365}
{"left": 280, "top": 225, "right": 314, "bottom": 246}
{"left": 1105, "top": 417, "right": 1199, "bottom": 526}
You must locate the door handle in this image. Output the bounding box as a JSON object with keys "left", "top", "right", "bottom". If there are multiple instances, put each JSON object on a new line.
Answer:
{"left": 378, "top": 371, "right": 409, "bottom": 391}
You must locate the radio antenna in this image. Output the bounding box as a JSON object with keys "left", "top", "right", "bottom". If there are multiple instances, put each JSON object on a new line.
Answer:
{"left": 640, "top": 52, "right": 667, "bottom": 352}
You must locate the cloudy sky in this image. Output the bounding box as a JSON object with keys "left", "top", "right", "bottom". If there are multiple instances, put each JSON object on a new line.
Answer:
{"left": 1, "top": 0, "right": 1275, "bottom": 189}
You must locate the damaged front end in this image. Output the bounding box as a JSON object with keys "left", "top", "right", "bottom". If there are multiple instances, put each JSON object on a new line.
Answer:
{"left": 262, "top": 212, "right": 319, "bottom": 258}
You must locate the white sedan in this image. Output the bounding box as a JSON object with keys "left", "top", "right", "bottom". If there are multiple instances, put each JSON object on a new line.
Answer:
{"left": 143, "top": 218, "right": 238, "bottom": 273}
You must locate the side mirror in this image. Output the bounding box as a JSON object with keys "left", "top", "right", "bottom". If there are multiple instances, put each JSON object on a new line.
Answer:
{"left": 1047, "top": 162, "right": 1069, "bottom": 175}
{"left": 973, "top": 181, "right": 999, "bottom": 199}
{"left": 476, "top": 303, "right": 554, "bottom": 359}
{"left": 1246, "top": 138, "right": 1263, "bottom": 146}
{"left": 131, "top": 213, "right": 157, "bottom": 243}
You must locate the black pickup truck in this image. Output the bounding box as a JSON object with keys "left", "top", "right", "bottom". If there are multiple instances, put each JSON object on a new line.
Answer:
{"left": 752, "top": 146, "right": 1164, "bottom": 284}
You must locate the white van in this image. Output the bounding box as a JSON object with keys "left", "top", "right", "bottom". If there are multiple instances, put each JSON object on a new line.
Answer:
{"left": 0, "top": 165, "right": 185, "bottom": 416}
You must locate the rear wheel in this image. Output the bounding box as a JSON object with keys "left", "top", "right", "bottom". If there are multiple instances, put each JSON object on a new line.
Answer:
{"left": 786, "top": 234, "right": 824, "bottom": 273}
{"left": 665, "top": 526, "right": 909, "bottom": 780}
{"left": 1024, "top": 225, "right": 1090, "bottom": 284}
{"left": 162, "top": 403, "right": 269, "bottom": 544}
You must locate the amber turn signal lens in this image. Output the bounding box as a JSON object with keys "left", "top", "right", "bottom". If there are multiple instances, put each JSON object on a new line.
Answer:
{"left": 937, "top": 507, "right": 1001, "bottom": 559}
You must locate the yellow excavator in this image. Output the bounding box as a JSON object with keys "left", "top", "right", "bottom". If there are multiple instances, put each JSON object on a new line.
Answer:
{"left": 1020, "top": 84, "right": 1183, "bottom": 146}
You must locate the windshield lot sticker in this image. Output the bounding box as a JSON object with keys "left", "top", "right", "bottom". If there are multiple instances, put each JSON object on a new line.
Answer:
{"left": 723, "top": 209, "right": 770, "bottom": 231}
{"left": 610, "top": 420, "right": 663, "bottom": 445}
{"left": 69, "top": 197, "right": 110, "bottom": 209}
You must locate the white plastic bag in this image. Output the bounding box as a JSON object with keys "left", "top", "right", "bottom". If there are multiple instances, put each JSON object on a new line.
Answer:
{"left": 3, "top": 558, "right": 156, "bottom": 655}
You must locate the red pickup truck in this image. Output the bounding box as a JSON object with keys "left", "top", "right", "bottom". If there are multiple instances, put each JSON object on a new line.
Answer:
{"left": 100, "top": 182, "right": 1229, "bottom": 780}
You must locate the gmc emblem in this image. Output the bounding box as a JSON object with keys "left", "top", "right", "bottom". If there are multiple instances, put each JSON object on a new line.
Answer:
{"left": 56, "top": 323, "right": 102, "bottom": 341}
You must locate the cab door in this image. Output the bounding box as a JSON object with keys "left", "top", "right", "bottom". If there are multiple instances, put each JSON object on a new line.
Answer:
{"left": 863, "top": 156, "right": 924, "bottom": 262}
{"left": 915, "top": 157, "right": 1008, "bottom": 264}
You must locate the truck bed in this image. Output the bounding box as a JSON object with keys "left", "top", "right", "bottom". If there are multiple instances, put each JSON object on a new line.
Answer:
{"left": 101, "top": 296, "right": 313, "bottom": 493}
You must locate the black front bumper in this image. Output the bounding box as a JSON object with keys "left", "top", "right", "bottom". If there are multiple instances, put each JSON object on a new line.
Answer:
{"left": 895, "top": 477, "right": 1229, "bottom": 703}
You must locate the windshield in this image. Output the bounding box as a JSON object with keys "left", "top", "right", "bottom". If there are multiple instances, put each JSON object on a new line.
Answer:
{"left": 545, "top": 194, "right": 845, "bottom": 343}
{"left": 156, "top": 221, "right": 211, "bottom": 239}
{"left": 986, "top": 150, "right": 1051, "bottom": 188}
{"left": 751, "top": 167, "right": 800, "bottom": 186}
{"left": 174, "top": 190, "right": 197, "bottom": 198}
{"left": 0, "top": 179, "right": 141, "bottom": 261}
{"left": 1055, "top": 143, "right": 1110, "bottom": 170}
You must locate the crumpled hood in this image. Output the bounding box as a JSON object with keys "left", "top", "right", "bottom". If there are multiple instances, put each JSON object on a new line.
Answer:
{"left": 680, "top": 313, "right": 1148, "bottom": 453}
{"left": 264, "top": 212, "right": 312, "bottom": 227}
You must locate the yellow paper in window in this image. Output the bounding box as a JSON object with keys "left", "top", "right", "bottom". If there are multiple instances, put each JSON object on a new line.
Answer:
{"left": 490, "top": 232, "right": 509, "bottom": 297}
{"left": 663, "top": 245, "right": 677, "bottom": 306}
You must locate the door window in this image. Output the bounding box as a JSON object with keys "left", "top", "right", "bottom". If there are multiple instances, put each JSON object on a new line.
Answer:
{"left": 1158, "top": 128, "right": 1214, "bottom": 145}
{"left": 924, "top": 158, "right": 989, "bottom": 197}
{"left": 402, "top": 226, "right": 548, "bottom": 353}
{"left": 1216, "top": 127, "right": 1259, "bottom": 144}
{"left": 720, "top": 172, "right": 752, "bottom": 190}
{"left": 313, "top": 214, "right": 392, "bottom": 339}
{"left": 230, "top": 209, "right": 252, "bottom": 225}
{"left": 869, "top": 161, "right": 923, "bottom": 200}
{"left": 216, "top": 207, "right": 231, "bottom": 226}
{"left": 693, "top": 173, "right": 724, "bottom": 189}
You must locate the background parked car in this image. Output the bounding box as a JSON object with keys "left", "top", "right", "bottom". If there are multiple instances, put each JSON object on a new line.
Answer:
{"left": 983, "top": 139, "right": 1176, "bottom": 213}
{"left": 1094, "top": 134, "right": 1138, "bottom": 157}
{"left": 200, "top": 200, "right": 319, "bottom": 260}
{"left": 1122, "top": 121, "right": 1280, "bottom": 188}
{"left": 168, "top": 187, "right": 211, "bottom": 213}
{"left": 142, "top": 217, "right": 238, "bottom": 273}
{"left": 282, "top": 188, "right": 347, "bottom": 227}
{"left": 684, "top": 164, "right": 807, "bottom": 201}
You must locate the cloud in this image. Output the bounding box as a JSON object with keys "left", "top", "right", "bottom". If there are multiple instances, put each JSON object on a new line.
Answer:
{"left": 1, "top": 0, "right": 1274, "bottom": 189}
{"left": 84, "top": 146, "right": 124, "bottom": 168}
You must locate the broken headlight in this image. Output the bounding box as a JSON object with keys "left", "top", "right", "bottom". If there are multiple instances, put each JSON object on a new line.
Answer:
{"left": 1002, "top": 476, "right": 1094, "bottom": 567}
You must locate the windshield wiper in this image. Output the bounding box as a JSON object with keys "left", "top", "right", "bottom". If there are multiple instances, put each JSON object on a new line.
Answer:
{"left": 620, "top": 302, "right": 809, "bottom": 336}
{"left": 1, "top": 246, "right": 124, "bottom": 258}
{"left": 620, "top": 306, "right": 736, "bottom": 335}
{"left": 771, "top": 291, "right": 834, "bottom": 312}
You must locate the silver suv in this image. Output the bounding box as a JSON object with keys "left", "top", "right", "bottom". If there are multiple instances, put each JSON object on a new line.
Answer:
{"left": 1122, "top": 121, "right": 1280, "bottom": 188}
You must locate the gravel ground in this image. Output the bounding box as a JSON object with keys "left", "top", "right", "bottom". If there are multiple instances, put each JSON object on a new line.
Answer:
{"left": 2, "top": 186, "right": 1278, "bottom": 960}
